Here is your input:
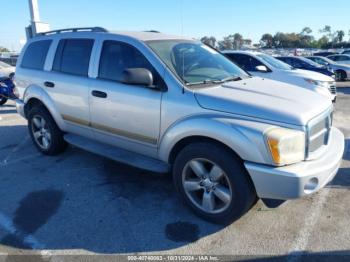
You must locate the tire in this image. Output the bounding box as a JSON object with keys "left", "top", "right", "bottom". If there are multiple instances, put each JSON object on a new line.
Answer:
{"left": 173, "top": 142, "right": 257, "bottom": 225}
{"left": 336, "top": 70, "right": 347, "bottom": 82}
{"left": 0, "top": 96, "right": 7, "bottom": 105}
{"left": 28, "top": 105, "right": 67, "bottom": 155}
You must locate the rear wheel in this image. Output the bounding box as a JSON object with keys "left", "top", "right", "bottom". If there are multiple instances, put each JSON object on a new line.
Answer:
{"left": 28, "top": 106, "right": 67, "bottom": 155}
{"left": 173, "top": 142, "right": 257, "bottom": 224}
{"left": 0, "top": 95, "right": 8, "bottom": 105}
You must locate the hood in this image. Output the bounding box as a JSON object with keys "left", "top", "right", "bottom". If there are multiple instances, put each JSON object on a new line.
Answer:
{"left": 284, "top": 69, "right": 334, "bottom": 81}
{"left": 0, "top": 67, "right": 14, "bottom": 78}
{"left": 194, "top": 77, "right": 332, "bottom": 126}
{"left": 334, "top": 64, "right": 350, "bottom": 71}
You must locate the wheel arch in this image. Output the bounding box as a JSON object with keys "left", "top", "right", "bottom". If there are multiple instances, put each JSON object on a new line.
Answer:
{"left": 159, "top": 116, "right": 271, "bottom": 166}
{"left": 23, "top": 85, "right": 67, "bottom": 131}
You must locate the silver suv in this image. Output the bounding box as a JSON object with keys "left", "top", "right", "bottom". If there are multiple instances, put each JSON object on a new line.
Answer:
{"left": 15, "top": 28, "right": 344, "bottom": 224}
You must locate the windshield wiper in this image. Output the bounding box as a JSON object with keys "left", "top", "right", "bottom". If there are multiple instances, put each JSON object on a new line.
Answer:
{"left": 186, "top": 79, "right": 222, "bottom": 86}
{"left": 220, "top": 76, "right": 242, "bottom": 83}
{"left": 186, "top": 76, "right": 242, "bottom": 86}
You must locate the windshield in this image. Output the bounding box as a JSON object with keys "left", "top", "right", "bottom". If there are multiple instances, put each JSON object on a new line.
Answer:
{"left": 257, "top": 54, "right": 292, "bottom": 70}
{"left": 0, "top": 61, "right": 11, "bottom": 68}
{"left": 319, "top": 57, "right": 336, "bottom": 65}
{"left": 147, "top": 40, "right": 249, "bottom": 85}
{"left": 298, "top": 57, "right": 322, "bottom": 67}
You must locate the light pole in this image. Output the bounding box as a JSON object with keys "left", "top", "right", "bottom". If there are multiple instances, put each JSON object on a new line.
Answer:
{"left": 26, "top": 0, "right": 50, "bottom": 39}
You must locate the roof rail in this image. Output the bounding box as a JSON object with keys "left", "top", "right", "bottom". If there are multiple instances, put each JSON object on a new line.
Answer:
{"left": 144, "top": 30, "right": 160, "bottom": 33}
{"left": 38, "top": 27, "right": 108, "bottom": 36}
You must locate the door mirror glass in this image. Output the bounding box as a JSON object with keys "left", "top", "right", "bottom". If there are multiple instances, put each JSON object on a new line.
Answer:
{"left": 121, "top": 68, "right": 154, "bottom": 87}
{"left": 255, "top": 65, "right": 269, "bottom": 72}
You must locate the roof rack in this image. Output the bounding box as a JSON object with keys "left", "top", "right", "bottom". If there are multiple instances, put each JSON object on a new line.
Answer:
{"left": 144, "top": 30, "right": 160, "bottom": 33}
{"left": 38, "top": 27, "right": 108, "bottom": 36}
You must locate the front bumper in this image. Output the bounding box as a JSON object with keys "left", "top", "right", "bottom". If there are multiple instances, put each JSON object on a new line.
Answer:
{"left": 15, "top": 99, "right": 26, "bottom": 118}
{"left": 245, "top": 127, "right": 345, "bottom": 200}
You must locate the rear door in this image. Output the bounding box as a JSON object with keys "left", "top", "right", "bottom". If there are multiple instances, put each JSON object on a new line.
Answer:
{"left": 15, "top": 39, "right": 52, "bottom": 100}
{"left": 45, "top": 37, "right": 96, "bottom": 138}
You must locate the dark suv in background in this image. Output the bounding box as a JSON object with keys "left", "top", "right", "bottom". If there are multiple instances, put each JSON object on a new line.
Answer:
{"left": 276, "top": 56, "right": 335, "bottom": 78}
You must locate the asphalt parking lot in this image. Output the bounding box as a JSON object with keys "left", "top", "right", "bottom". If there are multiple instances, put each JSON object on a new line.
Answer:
{"left": 0, "top": 86, "right": 349, "bottom": 261}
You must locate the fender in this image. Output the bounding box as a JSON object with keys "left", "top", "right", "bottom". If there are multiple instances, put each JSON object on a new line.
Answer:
{"left": 24, "top": 85, "right": 67, "bottom": 131}
{"left": 158, "top": 114, "right": 274, "bottom": 165}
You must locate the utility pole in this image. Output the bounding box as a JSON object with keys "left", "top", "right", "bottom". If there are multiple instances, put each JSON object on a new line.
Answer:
{"left": 26, "top": 0, "right": 50, "bottom": 39}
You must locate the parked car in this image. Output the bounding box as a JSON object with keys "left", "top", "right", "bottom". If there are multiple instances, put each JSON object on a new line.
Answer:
{"left": 276, "top": 56, "right": 335, "bottom": 78}
{"left": 0, "top": 77, "right": 16, "bottom": 105}
{"left": 342, "top": 50, "right": 350, "bottom": 55}
{"left": 14, "top": 28, "right": 344, "bottom": 224}
{"left": 327, "top": 54, "right": 350, "bottom": 65}
{"left": 223, "top": 51, "right": 337, "bottom": 102}
{"left": 307, "top": 56, "right": 350, "bottom": 81}
{"left": 0, "top": 61, "right": 15, "bottom": 78}
{"left": 313, "top": 51, "right": 338, "bottom": 57}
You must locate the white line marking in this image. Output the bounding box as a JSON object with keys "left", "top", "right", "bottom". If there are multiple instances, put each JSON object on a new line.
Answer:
{"left": 0, "top": 212, "right": 44, "bottom": 249}
{"left": 287, "top": 189, "right": 330, "bottom": 262}
{"left": 0, "top": 153, "right": 41, "bottom": 167}
{"left": 0, "top": 136, "right": 29, "bottom": 166}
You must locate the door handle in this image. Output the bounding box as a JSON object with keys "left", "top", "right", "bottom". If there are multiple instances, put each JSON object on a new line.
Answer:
{"left": 92, "top": 90, "right": 107, "bottom": 98}
{"left": 44, "top": 81, "right": 55, "bottom": 88}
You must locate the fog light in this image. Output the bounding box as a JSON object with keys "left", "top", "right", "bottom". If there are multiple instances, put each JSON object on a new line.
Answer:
{"left": 304, "top": 178, "right": 319, "bottom": 194}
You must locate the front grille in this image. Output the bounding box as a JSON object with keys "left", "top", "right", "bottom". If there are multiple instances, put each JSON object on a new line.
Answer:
{"left": 328, "top": 82, "right": 337, "bottom": 95}
{"left": 307, "top": 111, "right": 332, "bottom": 156}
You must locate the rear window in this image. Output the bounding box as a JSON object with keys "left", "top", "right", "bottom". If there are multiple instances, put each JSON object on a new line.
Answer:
{"left": 53, "top": 39, "right": 94, "bottom": 76}
{"left": 21, "top": 40, "right": 52, "bottom": 70}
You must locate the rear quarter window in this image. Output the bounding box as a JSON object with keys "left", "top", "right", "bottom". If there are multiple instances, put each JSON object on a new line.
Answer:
{"left": 21, "top": 40, "right": 52, "bottom": 70}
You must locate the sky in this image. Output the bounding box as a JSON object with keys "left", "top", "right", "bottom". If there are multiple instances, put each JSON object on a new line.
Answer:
{"left": 0, "top": 0, "right": 349, "bottom": 51}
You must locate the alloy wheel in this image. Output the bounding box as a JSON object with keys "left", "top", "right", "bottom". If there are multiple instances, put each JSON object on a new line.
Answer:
{"left": 31, "top": 115, "right": 52, "bottom": 150}
{"left": 182, "top": 158, "right": 233, "bottom": 214}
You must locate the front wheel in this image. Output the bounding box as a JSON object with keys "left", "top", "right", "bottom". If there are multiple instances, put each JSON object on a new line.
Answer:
{"left": 173, "top": 142, "right": 257, "bottom": 225}
{"left": 0, "top": 96, "right": 8, "bottom": 105}
{"left": 336, "top": 70, "right": 347, "bottom": 82}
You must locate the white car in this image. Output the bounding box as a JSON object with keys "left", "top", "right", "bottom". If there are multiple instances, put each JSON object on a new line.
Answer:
{"left": 223, "top": 51, "right": 336, "bottom": 102}
{"left": 327, "top": 54, "right": 350, "bottom": 65}
{"left": 0, "top": 61, "right": 15, "bottom": 78}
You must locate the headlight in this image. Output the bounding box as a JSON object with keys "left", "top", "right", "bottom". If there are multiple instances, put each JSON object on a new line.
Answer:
{"left": 304, "top": 78, "right": 328, "bottom": 88}
{"left": 265, "top": 127, "right": 306, "bottom": 166}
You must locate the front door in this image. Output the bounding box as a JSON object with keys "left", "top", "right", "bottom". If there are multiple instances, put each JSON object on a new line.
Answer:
{"left": 89, "top": 40, "right": 163, "bottom": 157}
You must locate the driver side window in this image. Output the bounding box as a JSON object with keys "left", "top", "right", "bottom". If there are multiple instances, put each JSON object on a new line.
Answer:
{"left": 98, "top": 41, "right": 161, "bottom": 85}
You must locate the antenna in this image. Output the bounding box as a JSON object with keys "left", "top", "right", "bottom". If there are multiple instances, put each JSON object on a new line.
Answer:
{"left": 181, "top": 0, "right": 185, "bottom": 94}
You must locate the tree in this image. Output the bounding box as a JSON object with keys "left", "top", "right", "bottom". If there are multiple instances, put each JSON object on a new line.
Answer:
{"left": 200, "top": 36, "right": 217, "bottom": 48}
{"left": 319, "top": 25, "right": 332, "bottom": 38}
{"left": 317, "top": 36, "right": 329, "bottom": 49}
{"left": 243, "top": 39, "right": 252, "bottom": 46}
{"left": 0, "top": 47, "right": 10, "bottom": 52}
{"left": 260, "top": 33, "right": 274, "bottom": 48}
{"left": 218, "top": 35, "right": 234, "bottom": 50}
{"left": 301, "top": 27, "right": 312, "bottom": 35}
{"left": 233, "top": 33, "right": 243, "bottom": 49}
{"left": 336, "top": 30, "right": 345, "bottom": 43}
{"left": 299, "top": 28, "right": 314, "bottom": 48}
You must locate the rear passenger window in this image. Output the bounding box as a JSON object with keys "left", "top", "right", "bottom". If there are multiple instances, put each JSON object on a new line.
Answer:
{"left": 21, "top": 40, "right": 52, "bottom": 70}
{"left": 98, "top": 41, "right": 156, "bottom": 82}
{"left": 53, "top": 39, "right": 94, "bottom": 76}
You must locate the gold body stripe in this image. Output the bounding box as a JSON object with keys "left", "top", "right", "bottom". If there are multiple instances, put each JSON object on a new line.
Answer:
{"left": 62, "top": 114, "right": 158, "bottom": 145}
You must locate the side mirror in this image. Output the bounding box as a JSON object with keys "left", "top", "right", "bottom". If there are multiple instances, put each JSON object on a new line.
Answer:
{"left": 121, "top": 68, "right": 154, "bottom": 87}
{"left": 255, "top": 65, "right": 269, "bottom": 72}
